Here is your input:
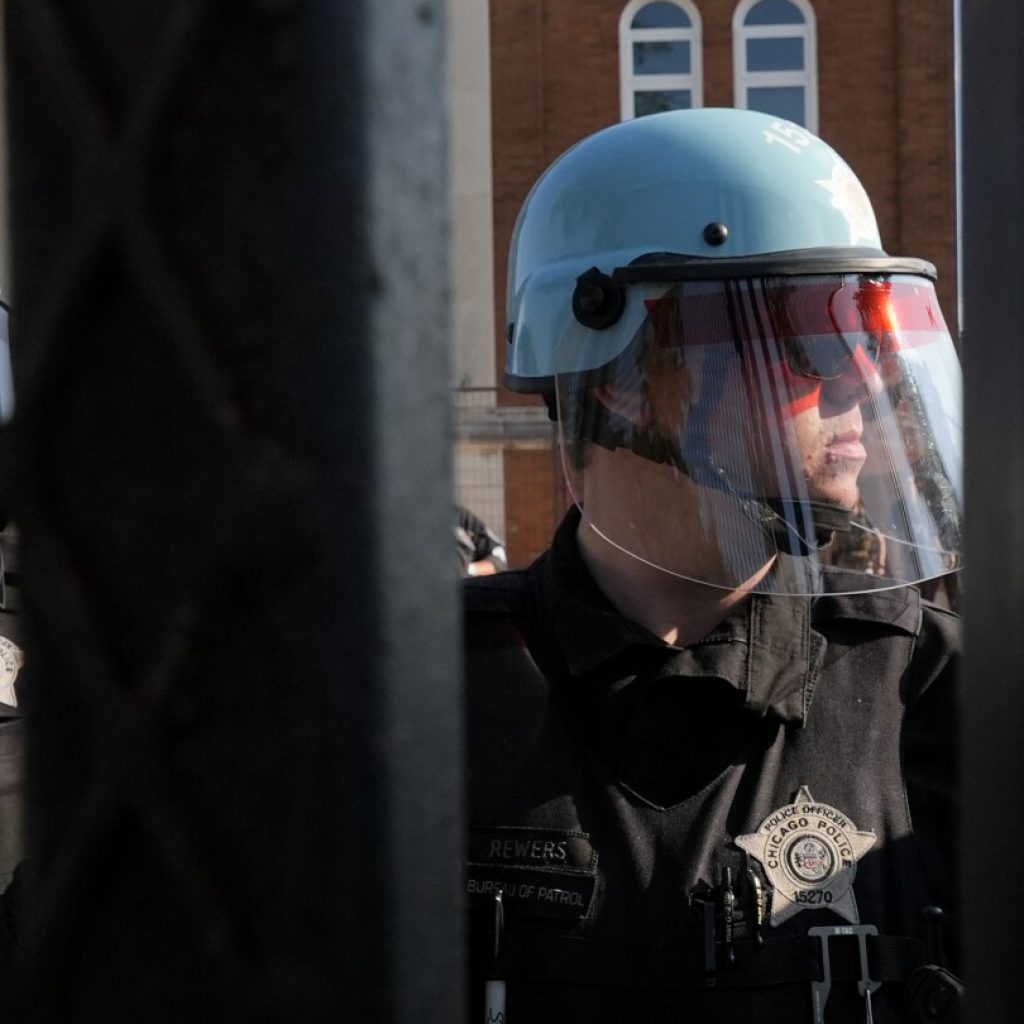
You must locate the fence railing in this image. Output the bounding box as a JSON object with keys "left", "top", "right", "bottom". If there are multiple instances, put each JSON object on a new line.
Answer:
{"left": 452, "top": 387, "right": 566, "bottom": 568}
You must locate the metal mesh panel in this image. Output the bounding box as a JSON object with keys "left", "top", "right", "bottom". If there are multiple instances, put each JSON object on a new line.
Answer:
{"left": 453, "top": 387, "right": 566, "bottom": 568}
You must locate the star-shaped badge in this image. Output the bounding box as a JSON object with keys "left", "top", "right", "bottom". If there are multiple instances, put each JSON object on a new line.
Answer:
{"left": 0, "top": 635, "right": 23, "bottom": 708}
{"left": 735, "top": 786, "right": 876, "bottom": 926}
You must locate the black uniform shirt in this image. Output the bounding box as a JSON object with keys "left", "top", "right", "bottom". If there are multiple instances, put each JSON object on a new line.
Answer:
{"left": 465, "top": 508, "right": 960, "bottom": 1022}
{"left": 532, "top": 509, "right": 824, "bottom": 808}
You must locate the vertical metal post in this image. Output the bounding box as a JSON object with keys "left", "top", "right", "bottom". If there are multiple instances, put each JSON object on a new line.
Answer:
{"left": 961, "top": 1, "right": 1024, "bottom": 1019}
{"left": 3, "top": 1, "right": 460, "bottom": 1020}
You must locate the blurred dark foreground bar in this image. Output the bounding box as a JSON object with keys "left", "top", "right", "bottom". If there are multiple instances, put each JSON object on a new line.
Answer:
{"left": 2, "top": 1, "right": 461, "bottom": 1020}
{"left": 961, "top": 0, "right": 1024, "bottom": 1021}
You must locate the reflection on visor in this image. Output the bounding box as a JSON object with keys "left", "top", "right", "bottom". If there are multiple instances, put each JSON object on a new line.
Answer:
{"left": 642, "top": 275, "right": 947, "bottom": 373}
{"left": 783, "top": 335, "right": 875, "bottom": 381}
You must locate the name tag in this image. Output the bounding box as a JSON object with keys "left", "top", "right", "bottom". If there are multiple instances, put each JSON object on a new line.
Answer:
{"left": 467, "top": 827, "right": 598, "bottom": 921}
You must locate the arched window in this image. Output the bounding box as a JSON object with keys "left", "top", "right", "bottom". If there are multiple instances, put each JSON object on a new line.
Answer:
{"left": 733, "top": 0, "right": 817, "bottom": 131}
{"left": 619, "top": 1, "right": 703, "bottom": 121}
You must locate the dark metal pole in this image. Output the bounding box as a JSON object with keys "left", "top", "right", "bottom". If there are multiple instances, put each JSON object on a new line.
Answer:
{"left": 961, "top": 1, "right": 1024, "bottom": 1019}
{"left": 3, "top": 1, "right": 460, "bottom": 1020}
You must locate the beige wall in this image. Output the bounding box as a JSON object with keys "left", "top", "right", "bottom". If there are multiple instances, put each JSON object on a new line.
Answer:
{"left": 0, "top": 7, "right": 8, "bottom": 296}
{"left": 448, "top": 0, "right": 496, "bottom": 389}
{"left": 0, "top": 8, "right": 12, "bottom": 422}
{"left": 449, "top": 1, "right": 507, "bottom": 538}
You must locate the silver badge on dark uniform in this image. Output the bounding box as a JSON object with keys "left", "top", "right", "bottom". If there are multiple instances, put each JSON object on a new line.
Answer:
{"left": 735, "top": 786, "right": 876, "bottom": 926}
{"left": 0, "top": 635, "right": 23, "bottom": 708}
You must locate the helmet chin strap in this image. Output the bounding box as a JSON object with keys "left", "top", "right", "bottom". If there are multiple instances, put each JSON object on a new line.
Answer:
{"left": 586, "top": 407, "right": 853, "bottom": 557}
{"left": 759, "top": 497, "right": 854, "bottom": 555}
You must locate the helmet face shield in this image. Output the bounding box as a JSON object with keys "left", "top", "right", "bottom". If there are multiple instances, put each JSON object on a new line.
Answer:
{"left": 555, "top": 273, "right": 962, "bottom": 595}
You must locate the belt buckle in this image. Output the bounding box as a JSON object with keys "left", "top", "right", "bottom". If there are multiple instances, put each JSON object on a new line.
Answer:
{"left": 808, "top": 924, "right": 881, "bottom": 1024}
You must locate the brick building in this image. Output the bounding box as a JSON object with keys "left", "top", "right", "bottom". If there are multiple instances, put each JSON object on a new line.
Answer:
{"left": 454, "top": 0, "right": 957, "bottom": 567}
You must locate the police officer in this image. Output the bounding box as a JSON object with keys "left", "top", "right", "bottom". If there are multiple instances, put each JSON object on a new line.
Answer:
{"left": 0, "top": 296, "right": 25, "bottom": 975}
{"left": 0, "top": 522, "right": 26, "bottom": 978}
{"left": 464, "top": 110, "right": 962, "bottom": 1022}
{"left": 0, "top": 295, "right": 21, "bottom": 895}
{"left": 0, "top": 526, "right": 23, "bottom": 890}
{"left": 456, "top": 504, "right": 509, "bottom": 578}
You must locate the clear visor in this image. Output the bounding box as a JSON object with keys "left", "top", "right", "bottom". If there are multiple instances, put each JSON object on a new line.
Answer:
{"left": 555, "top": 273, "right": 962, "bottom": 595}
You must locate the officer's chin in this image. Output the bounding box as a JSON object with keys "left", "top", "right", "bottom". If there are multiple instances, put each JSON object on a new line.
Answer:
{"left": 808, "top": 482, "right": 861, "bottom": 512}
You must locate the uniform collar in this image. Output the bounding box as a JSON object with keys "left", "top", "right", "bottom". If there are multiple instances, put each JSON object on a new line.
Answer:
{"left": 532, "top": 509, "right": 920, "bottom": 724}
{"left": 538, "top": 508, "right": 664, "bottom": 675}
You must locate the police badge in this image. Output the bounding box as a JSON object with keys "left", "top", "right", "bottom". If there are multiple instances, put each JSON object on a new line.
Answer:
{"left": 735, "top": 787, "right": 876, "bottom": 926}
{"left": 0, "top": 634, "right": 23, "bottom": 708}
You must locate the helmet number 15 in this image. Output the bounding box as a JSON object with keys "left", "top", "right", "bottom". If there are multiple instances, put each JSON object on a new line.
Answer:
{"left": 763, "top": 122, "right": 811, "bottom": 155}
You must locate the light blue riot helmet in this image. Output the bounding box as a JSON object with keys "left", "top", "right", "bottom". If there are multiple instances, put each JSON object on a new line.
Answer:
{"left": 505, "top": 109, "right": 962, "bottom": 595}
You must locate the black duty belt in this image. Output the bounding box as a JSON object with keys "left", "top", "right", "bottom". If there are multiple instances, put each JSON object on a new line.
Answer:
{"left": 478, "top": 930, "right": 928, "bottom": 990}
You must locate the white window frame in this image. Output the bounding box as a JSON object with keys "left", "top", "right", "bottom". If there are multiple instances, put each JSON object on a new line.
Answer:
{"left": 619, "top": 0, "right": 703, "bottom": 122}
{"left": 733, "top": 0, "right": 818, "bottom": 133}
